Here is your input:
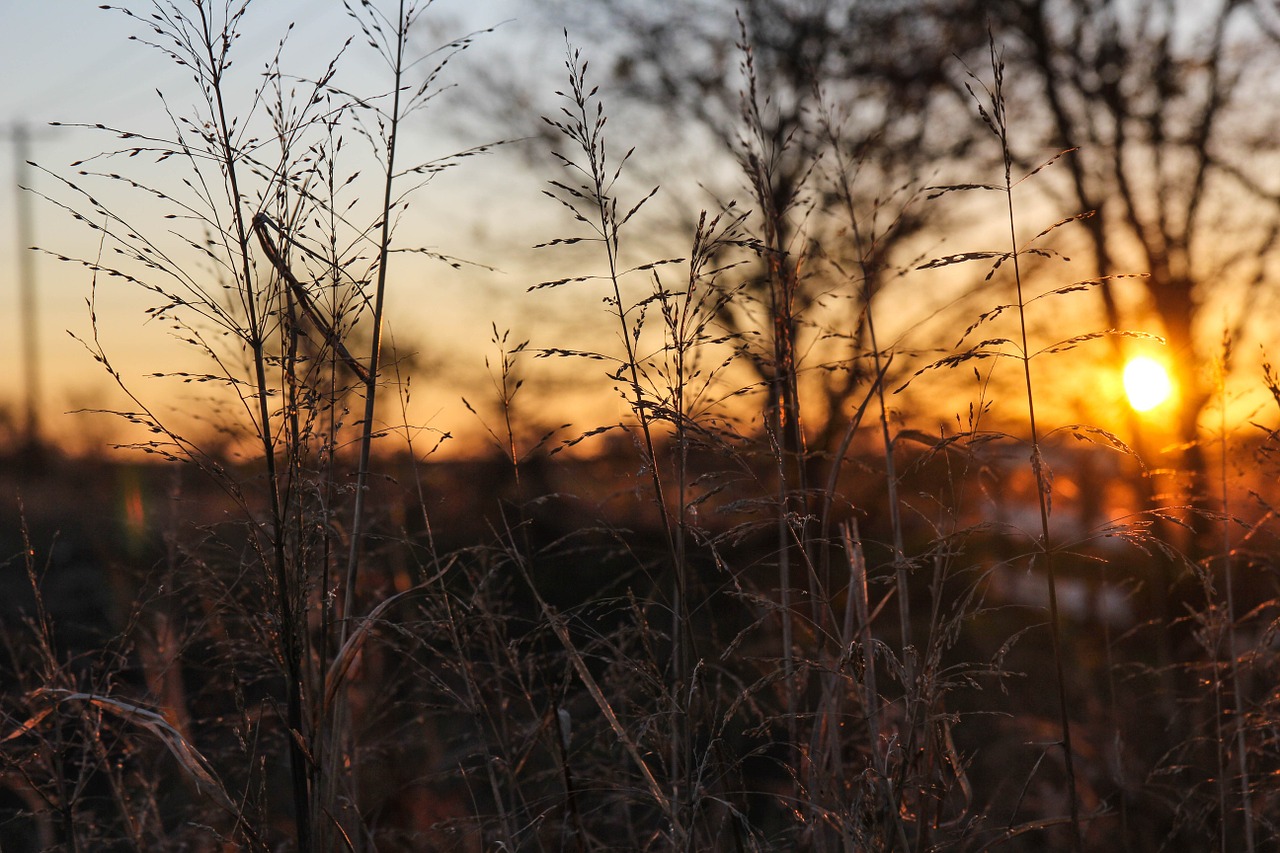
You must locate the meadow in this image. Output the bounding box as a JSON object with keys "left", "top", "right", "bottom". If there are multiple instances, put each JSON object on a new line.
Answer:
{"left": 1, "top": 1, "right": 1278, "bottom": 851}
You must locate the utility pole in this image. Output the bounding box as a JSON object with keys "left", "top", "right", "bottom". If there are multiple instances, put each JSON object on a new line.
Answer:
{"left": 3, "top": 121, "right": 48, "bottom": 456}
{"left": 12, "top": 123, "right": 39, "bottom": 452}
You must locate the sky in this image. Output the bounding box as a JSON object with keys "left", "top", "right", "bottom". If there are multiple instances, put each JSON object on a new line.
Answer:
{"left": 0, "top": 1, "right": 1236, "bottom": 460}
{"left": 0, "top": 0, "right": 581, "bottom": 453}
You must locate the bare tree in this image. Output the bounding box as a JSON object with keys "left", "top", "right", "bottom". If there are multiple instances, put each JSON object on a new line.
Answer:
{"left": 472, "top": 0, "right": 992, "bottom": 454}
{"left": 504, "top": 0, "right": 1280, "bottom": 543}
{"left": 986, "top": 0, "right": 1280, "bottom": 535}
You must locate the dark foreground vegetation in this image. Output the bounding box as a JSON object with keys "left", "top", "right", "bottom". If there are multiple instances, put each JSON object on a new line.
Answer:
{"left": 3, "top": 1, "right": 1280, "bottom": 851}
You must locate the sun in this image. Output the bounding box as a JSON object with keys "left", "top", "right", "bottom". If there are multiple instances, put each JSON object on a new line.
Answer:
{"left": 1123, "top": 356, "right": 1174, "bottom": 412}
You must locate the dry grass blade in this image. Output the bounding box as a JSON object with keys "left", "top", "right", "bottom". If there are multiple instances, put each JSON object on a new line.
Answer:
{"left": 28, "top": 688, "right": 238, "bottom": 815}
{"left": 322, "top": 564, "right": 452, "bottom": 715}
{"left": 514, "top": 544, "right": 675, "bottom": 828}
{"left": 1, "top": 705, "right": 54, "bottom": 743}
{"left": 539, "top": 601, "right": 676, "bottom": 827}
{"left": 252, "top": 213, "right": 372, "bottom": 383}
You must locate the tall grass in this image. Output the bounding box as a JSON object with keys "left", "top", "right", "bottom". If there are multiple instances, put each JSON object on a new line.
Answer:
{"left": 3, "top": 4, "right": 1280, "bottom": 852}
{"left": 972, "top": 41, "right": 1080, "bottom": 849}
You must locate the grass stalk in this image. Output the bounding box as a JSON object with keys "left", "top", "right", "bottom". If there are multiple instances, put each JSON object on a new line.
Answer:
{"left": 331, "top": 4, "right": 407, "bottom": 843}
{"left": 823, "top": 124, "right": 919, "bottom": 829}
{"left": 538, "top": 39, "right": 695, "bottom": 839}
{"left": 1215, "top": 335, "right": 1255, "bottom": 852}
{"left": 191, "top": 7, "right": 314, "bottom": 844}
{"left": 826, "top": 138, "right": 914, "bottom": 686}
{"left": 342, "top": 0, "right": 408, "bottom": 643}
{"left": 735, "top": 17, "right": 808, "bottom": 777}
{"left": 972, "top": 40, "right": 1082, "bottom": 850}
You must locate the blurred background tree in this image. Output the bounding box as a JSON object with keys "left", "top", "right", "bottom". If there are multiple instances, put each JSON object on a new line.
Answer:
{"left": 475, "top": 0, "right": 1280, "bottom": 551}
{"left": 986, "top": 0, "right": 1280, "bottom": 543}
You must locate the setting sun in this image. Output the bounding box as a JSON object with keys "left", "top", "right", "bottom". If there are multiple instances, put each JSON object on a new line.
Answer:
{"left": 1123, "top": 356, "right": 1174, "bottom": 412}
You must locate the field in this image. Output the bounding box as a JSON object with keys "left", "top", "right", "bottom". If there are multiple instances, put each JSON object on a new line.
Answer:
{"left": 2, "top": 2, "right": 1279, "bottom": 851}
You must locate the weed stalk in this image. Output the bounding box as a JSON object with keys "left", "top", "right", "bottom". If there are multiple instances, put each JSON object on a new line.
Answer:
{"left": 972, "top": 39, "right": 1082, "bottom": 849}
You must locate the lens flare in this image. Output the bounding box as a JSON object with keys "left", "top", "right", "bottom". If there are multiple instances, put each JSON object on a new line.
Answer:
{"left": 1123, "top": 356, "right": 1173, "bottom": 412}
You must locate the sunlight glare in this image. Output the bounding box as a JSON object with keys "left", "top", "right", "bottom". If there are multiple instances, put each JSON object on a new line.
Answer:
{"left": 1123, "top": 356, "right": 1173, "bottom": 412}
